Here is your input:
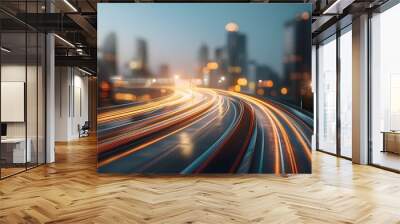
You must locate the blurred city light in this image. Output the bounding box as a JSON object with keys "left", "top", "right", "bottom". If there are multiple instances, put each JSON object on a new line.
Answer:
{"left": 207, "top": 62, "right": 219, "bottom": 70}
{"left": 259, "top": 80, "right": 274, "bottom": 88}
{"left": 140, "top": 94, "right": 151, "bottom": 101}
{"left": 228, "top": 66, "right": 242, "bottom": 73}
{"left": 237, "top": 78, "right": 248, "bottom": 86}
{"left": 114, "top": 93, "right": 136, "bottom": 101}
{"left": 100, "top": 81, "right": 111, "bottom": 91}
{"left": 234, "top": 85, "right": 241, "bottom": 92}
{"left": 301, "top": 12, "right": 310, "bottom": 20}
{"left": 129, "top": 61, "right": 141, "bottom": 69}
{"left": 225, "top": 22, "right": 239, "bottom": 32}
{"left": 256, "top": 88, "right": 265, "bottom": 96}
{"left": 280, "top": 87, "right": 288, "bottom": 95}
{"left": 113, "top": 79, "right": 126, "bottom": 88}
{"left": 248, "top": 82, "right": 256, "bottom": 91}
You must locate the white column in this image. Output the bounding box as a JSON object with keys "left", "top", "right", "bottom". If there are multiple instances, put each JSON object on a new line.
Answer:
{"left": 46, "top": 32, "right": 55, "bottom": 163}
{"left": 352, "top": 14, "right": 369, "bottom": 164}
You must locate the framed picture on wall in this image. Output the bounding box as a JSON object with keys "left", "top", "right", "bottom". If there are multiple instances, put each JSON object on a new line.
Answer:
{"left": 97, "top": 3, "right": 313, "bottom": 174}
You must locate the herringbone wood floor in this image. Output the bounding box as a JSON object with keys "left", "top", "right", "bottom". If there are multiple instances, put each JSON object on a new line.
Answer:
{"left": 1, "top": 136, "right": 400, "bottom": 224}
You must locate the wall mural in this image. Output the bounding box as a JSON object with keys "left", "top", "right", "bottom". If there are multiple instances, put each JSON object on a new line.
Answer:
{"left": 97, "top": 3, "right": 313, "bottom": 174}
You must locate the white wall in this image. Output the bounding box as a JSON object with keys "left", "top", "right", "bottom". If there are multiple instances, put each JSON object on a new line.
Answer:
{"left": 1, "top": 65, "right": 39, "bottom": 138}
{"left": 55, "top": 67, "right": 70, "bottom": 141}
{"left": 55, "top": 67, "right": 89, "bottom": 141}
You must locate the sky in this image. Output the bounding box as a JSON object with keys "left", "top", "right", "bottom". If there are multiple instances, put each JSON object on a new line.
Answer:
{"left": 98, "top": 3, "right": 311, "bottom": 76}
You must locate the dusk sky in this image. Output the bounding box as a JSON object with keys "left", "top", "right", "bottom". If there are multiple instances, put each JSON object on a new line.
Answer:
{"left": 98, "top": 3, "right": 311, "bottom": 76}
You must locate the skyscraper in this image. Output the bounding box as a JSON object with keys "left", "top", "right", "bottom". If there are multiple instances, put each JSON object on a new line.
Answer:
{"left": 226, "top": 23, "right": 247, "bottom": 87}
{"left": 99, "top": 32, "right": 118, "bottom": 83}
{"left": 256, "top": 64, "right": 280, "bottom": 97}
{"left": 198, "top": 44, "right": 209, "bottom": 79}
{"left": 136, "top": 38, "right": 149, "bottom": 76}
{"left": 159, "top": 64, "right": 170, "bottom": 78}
{"left": 215, "top": 47, "right": 227, "bottom": 72}
{"left": 282, "top": 12, "right": 312, "bottom": 111}
{"left": 247, "top": 61, "right": 257, "bottom": 94}
{"left": 98, "top": 32, "right": 118, "bottom": 106}
{"left": 207, "top": 47, "right": 228, "bottom": 89}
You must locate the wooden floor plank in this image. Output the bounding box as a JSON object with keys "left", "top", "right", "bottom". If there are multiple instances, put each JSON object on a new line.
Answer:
{"left": 0, "top": 136, "right": 399, "bottom": 223}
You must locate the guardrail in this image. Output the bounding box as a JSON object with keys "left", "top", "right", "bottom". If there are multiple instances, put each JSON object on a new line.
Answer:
{"left": 262, "top": 97, "right": 314, "bottom": 129}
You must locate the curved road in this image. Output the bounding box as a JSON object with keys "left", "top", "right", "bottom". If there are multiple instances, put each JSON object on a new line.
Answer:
{"left": 97, "top": 88, "right": 312, "bottom": 174}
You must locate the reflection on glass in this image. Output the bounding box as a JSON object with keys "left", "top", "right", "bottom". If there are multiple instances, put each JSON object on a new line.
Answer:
{"left": 27, "top": 31, "right": 38, "bottom": 169}
{"left": 318, "top": 37, "right": 337, "bottom": 154}
{"left": 38, "top": 33, "right": 46, "bottom": 165}
{"left": 1, "top": 32, "right": 27, "bottom": 177}
{"left": 340, "top": 29, "right": 352, "bottom": 158}
{"left": 371, "top": 3, "right": 400, "bottom": 171}
{"left": 0, "top": 1, "right": 46, "bottom": 178}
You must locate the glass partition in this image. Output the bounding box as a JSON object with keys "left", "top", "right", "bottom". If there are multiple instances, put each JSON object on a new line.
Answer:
{"left": 37, "top": 32, "right": 46, "bottom": 165}
{"left": 1, "top": 31, "right": 28, "bottom": 177}
{"left": 370, "top": 3, "right": 400, "bottom": 171}
{"left": 317, "top": 35, "right": 337, "bottom": 154}
{"left": 0, "top": 2, "right": 46, "bottom": 179}
{"left": 27, "top": 30, "right": 38, "bottom": 169}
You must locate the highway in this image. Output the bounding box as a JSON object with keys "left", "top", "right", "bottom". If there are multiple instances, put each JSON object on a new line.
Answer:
{"left": 97, "top": 88, "right": 312, "bottom": 174}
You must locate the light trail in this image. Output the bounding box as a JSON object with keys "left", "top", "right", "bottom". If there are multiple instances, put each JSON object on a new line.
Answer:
{"left": 97, "top": 87, "right": 312, "bottom": 174}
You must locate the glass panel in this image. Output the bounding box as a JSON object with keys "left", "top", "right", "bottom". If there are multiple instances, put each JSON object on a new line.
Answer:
{"left": 27, "top": 30, "right": 38, "bottom": 169}
{"left": 339, "top": 29, "right": 352, "bottom": 158}
{"left": 0, "top": 1, "right": 46, "bottom": 179}
{"left": 371, "top": 4, "right": 400, "bottom": 171}
{"left": 317, "top": 36, "right": 337, "bottom": 154}
{"left": 1, "top": 31, "right": 27, "bottom": 177}
{"left": 38, "top": 32, "right": 46, "bottom": 165}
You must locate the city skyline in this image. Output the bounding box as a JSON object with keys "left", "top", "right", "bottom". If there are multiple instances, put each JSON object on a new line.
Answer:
{"left": 98, "top": 3, "right": 311, "bottom": 76}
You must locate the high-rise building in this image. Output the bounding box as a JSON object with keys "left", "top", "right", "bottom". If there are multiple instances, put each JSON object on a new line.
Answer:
{"left": 99, "top": 32, "right": 118, "bottom": 85}
{"left": 247, "top": 61, "right": 257, "bottom": 94}
{"left": 256, "top": 64, "right": 280, "bottom": 97}
{"left": 159, "top": 64, "right": 170, "bottom": 78}
{"left": 135, "top": 38, "right": 149, "bottom": 77}
{"left": 226, "top": 23, "right": 247, "bottom": 86}
{"left": 198, "top": 44, "right": 209, "bottom": 78}
{"left": 215, "top": 47, "right": 225, "bottom": 65}
{"left": 207, "top": 47, "right": 228, "bottom": 89}
{"left": 282, "top": 12, "right": 312, "bottom": 111}
{"left": 215, "top": 47, "right": 228, "bottom": 75}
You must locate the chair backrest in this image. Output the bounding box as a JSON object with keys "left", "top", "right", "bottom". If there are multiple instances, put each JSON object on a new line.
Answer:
{"left": 82, "top": 121, "right": 90, "bottom": 129}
